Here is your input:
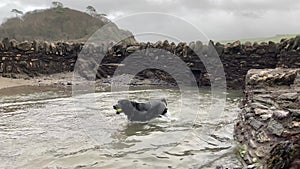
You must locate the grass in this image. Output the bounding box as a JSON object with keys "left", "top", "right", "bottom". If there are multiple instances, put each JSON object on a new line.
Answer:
{"left": 220, "top": 34, "right": 300, "bottom": 44}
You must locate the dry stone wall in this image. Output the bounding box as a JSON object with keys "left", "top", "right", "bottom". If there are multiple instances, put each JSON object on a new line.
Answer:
{"left": 234, "top": 69, "right": 300, "bottom": 168}
{"left": 1, "top": 36, "right": 300, "bottom": 89}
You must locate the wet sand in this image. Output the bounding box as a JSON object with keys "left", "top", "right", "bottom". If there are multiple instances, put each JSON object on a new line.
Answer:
{"left": 0, "top": 73, "right": 178, "bottom": 97}
{"left": 0, "top": 73, "right": 73, "bottom": 89}
{"left": 0, "top": 73, "right": 73, "bottom": 97}
{"left": 0, "top": 77, "right": 36, "bottom": 90}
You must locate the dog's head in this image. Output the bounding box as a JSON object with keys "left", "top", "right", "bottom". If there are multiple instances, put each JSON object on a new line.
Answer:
{"left": 113, "top": 99, "right": 135, "bottom": 115}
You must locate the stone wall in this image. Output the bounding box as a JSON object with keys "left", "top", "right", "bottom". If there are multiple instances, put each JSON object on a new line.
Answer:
{"left": 234, "top": 69, "right": 300, "bottom": 168}
{"left": 0, "top": 36, "right": 300, "bottom": 89}
{"left": 0, "top": 38, "right": 81, "bottom": 78}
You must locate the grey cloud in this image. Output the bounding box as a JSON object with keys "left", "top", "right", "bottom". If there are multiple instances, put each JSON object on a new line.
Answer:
{"left": 0, "top": 0, "right": 299, "bottom": 41}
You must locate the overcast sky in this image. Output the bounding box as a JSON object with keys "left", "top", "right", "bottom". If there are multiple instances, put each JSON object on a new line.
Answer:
{"left": 0, "top": 0, "right": 299, "bottom": 42}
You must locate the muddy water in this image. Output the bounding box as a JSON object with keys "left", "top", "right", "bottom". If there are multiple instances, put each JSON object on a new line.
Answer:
{"left": 0, "top": 87, "right": 243, "bottom": 169}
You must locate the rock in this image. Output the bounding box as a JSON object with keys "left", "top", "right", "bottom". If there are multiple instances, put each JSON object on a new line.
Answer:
{"left": 2, "top": 37, "right": 10, "bottom": 50}
{"left": 268, "top": 41, "right": 277, "bottom": 53}
{"left": 126, "top": 46, "right": 140, "bottom": 53}
{"left": 255, "top": 146, "right": 267, "bottom": 158}
{"left": 64, "top": 42, "right": 72, "bottom": 52}
{"left": 249, "top": 139, "right": 257, "bottom": 148}
{"left": 10, "top": 39, "right": 18, "bottom": 48}
{"left": 232, "top": 40, "right": 241, "bottom": 49}
{"left": 244, "top": 42, "right": 255, "bottom": 52}
{"left": 50, "top": 42, "right": 56, "bottom": 53}
{"left": 292, "top": 35, "right": 300, "bottom": 50}
{"left": 214, "top": 42, "right": 224, "bottom": 55}
{"left": 288, "top": 109, "right": 300, "bottom": 117}
{"left": 249, "top": 117, "right": 264, "bottom": 130}
{"left": 42, "top": 41, "right": 48, "bottom": 53}
{"left": 256, "top": 48, "right": 265, "bottom": 55}
{"left": 189, "top": 41, "right": 195, "bottom": 51}
{"left": 267, "top": 119, "right": 284, "bottom": 136}
{"left": 194, "top": 41, "right": 203, "bottom": 53}
{"left": 33, "top": 40, "right": 39, "bottom": 52}
{"left": 11, "top": 73, "right": 18, "bottom": 79}
{"left": 162, "top": 40, "right": 169, "bottom": 49}
{"left": 267, "top": 141, "right": 297, "bottom": 169}
{"left": 17, "top": 41, "right": 32, "bottom": 51}
{"left": 246, "top": 69, "right": 299, "bottom": 87}
{"left": 244, "top": 41, "right": 252, "bottom": 47}
{"left": 254, "top": 108, "right": 271, "bottom": 115}
{"left": 260, "top": 114, "right": 272, "bottom": 121}
{"left": 0, "top": 42, "right": 4, "bottom": 50}
{"left": 247, "top": 164, "right": 256, "bottom": 169}
{"left": 291, "top": 121, "right": 300, "bottom": 128}
{"left": 278, "top": 92, "right": 298, "bottom": 100}
{"left": 153, "top": 41, "right": 162, "bottom": 48}
{"left": 250, "top": 102, "right": 269, "bottom": 109}
{"left": 18, "top": 61, "right": 28, "bottom": 67}
{"left": 273, "top": 110, "right": 289, "bottom": 119}
{"left": 0, "top": 63, "right": 3, "bottom": 73}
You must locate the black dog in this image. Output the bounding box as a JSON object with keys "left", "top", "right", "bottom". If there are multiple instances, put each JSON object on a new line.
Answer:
{"left": 113, "top": 99, "right": 168, "bottom": 122}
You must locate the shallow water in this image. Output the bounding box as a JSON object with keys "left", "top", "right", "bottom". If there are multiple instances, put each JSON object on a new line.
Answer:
{"left": 0, "top": 87, "right": 243, "bottom": 169}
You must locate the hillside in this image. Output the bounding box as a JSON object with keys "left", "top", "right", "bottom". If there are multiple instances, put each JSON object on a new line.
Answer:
{"left": 0, "top": 7, "right": 135, "bottom": 42}
{"left": 221, "top": 34, "right": 299, "bottom": 44}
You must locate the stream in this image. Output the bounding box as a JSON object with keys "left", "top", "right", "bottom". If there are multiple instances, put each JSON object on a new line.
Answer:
{"left": 0, "top": 87, "right": 243, "bottom": 169}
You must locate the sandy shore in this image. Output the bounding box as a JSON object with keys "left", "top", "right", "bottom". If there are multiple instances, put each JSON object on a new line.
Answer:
{"left": 0, "top": 73, "right": 75, "bottom": 97}
{"left": 0, "top": 77, "right": 35, "bottom": 89}
{"left": 0, "top": 72, "right": 74, "bottom": 90}
{"left": 0, "top": 72, "right": 176, "bottom": 97}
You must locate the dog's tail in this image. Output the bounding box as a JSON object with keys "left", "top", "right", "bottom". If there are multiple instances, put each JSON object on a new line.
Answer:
{"left": 161, "top": 98, "right": 167, "bottom": 115}
{"left": 161, "top": 98, "right": 167, "bottom": 106}
{"left": 161, "top": 108, "right": 168, "bottom": 115}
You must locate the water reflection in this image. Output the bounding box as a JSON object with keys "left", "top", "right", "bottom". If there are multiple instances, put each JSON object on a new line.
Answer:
{"left": 124, "top": 123, "right": 165, "bottom": 137}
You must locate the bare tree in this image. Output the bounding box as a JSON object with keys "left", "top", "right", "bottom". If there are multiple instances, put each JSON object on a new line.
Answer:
{"left": 11, "top": 9, "right": 24, "bottom": 17}
{"left": 86, "top": 6, "right": 96, "bottom": 15}
{"left": 52, "top": 1, "right": 63, "bottom": 8}
{"left": 86, "top": 5, "right": 107, "bottom": 18}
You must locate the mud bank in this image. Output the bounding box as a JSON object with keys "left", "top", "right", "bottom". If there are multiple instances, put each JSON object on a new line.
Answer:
{"left": 234, "top": 69, "right": 300, "bottom": 168}
{"left": 1, "top": 36, "right": 300, "bottom": 89}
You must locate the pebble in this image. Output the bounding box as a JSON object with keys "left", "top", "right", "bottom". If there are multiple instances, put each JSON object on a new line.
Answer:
{"left": 254, "top": 108, "right": 271, "bottom": 115}
{"left": 292, "top": 121, "right": 300, "bottom": 127}
{"left": 249, "top": 117, "right": 264, "bottom": 130}
{"left": 250, "top": 102, "right": 269, "bottom": 109}
{"left": 267, "top": 119, "right": 284, "bottom": 136}
{"left": 247, "top": 164, "right": 256, "bottom": 169}
{"left": 255, "top": 146, "right": 266, "bottom": 158}
{"left": 259, "top": 114, "right": 272, "bottom": 121}
{"left": 249, "top": 139, "right": 257, "bottom": 148}
{"left": 255, "top": 131, "right": 270, "bottom": 143}
{"left": 278, "top": 92, "right": 298, "bottom": 100}
{"left": 273, "top": 110, "right": 289, "bottom": 119}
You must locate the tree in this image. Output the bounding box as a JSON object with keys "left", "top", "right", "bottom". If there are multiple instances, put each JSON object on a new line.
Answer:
{"left": 86, "top": 6, "right": 107, "bottom": 18}
{"left": 11, "top": 9, "right": 23, "bottom": 17}
{"left": 86, "top": 6, "right": 96, "bottom": 15}
{"left": 52, "top": 1, "right": 63, "bottom": 8}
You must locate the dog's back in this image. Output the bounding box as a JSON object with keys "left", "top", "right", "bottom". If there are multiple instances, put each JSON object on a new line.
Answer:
{"left": 117, "top": 99, "right": 168, "bottom": 121}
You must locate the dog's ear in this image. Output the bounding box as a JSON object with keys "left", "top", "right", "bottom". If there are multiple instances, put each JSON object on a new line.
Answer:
{"left": 130, "top": 101, "right": 138, "bottom": 109}
{"left": 161, "top": 98, "right": 167, "bottom": 106}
